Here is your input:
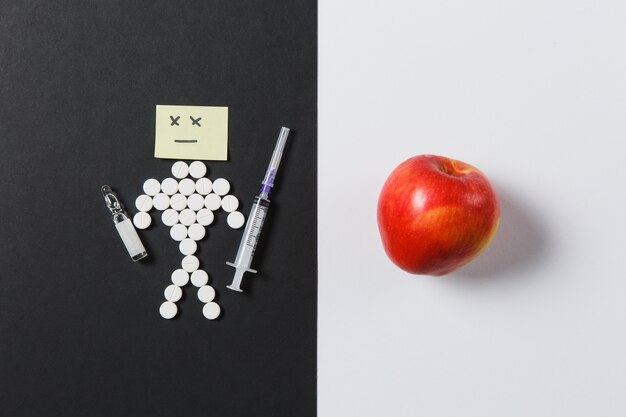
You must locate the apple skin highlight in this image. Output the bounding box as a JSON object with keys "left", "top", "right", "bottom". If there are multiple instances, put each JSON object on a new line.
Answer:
{"left": 377, "top": 155, "right": 500, "bottom": 276}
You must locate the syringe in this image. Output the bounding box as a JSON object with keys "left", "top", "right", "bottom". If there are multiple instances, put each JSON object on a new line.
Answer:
{"left": 226, "top": 127, "right": 290, "bottom": 292}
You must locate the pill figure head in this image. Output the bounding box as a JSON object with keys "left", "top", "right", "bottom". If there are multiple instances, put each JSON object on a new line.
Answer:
{"left": 154, "top": 105, "right": 228, "bottom": 161}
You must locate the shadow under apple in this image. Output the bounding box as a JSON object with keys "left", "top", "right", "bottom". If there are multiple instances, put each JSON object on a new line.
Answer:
{"left": 452, "top": 187, "right": 549, "bottom": 280}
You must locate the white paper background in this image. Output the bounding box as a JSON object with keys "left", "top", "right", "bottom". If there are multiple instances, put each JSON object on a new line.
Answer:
{"left": 319, "top": 1, "right": 626, "bottom": 415}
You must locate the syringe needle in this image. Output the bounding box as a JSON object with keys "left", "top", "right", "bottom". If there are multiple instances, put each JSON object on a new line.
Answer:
{"left": 260, "top": 127, "right": 290, "bottom": 199}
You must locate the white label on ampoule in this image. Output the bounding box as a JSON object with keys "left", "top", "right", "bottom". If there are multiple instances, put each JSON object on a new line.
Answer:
{"left": 115, "top": 219, "right": 146, "bottom": 258}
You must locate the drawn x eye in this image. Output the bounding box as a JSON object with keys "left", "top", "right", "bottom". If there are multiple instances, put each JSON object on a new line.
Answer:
{"left": 170, "top": 115, "right": 180, "bottom": 126}
{"left": 190, "top": 116, "right": 202, "bottom": 127}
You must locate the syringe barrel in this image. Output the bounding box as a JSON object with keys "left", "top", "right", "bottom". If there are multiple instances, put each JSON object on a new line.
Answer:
{"left": 233, "top": 196, "right": 270, "bottom": 268}
{"left": 260, "top": 127, "right": 290, "bottom": 198}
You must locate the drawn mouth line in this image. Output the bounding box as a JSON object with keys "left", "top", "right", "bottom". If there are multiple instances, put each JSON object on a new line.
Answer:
{"left": 174, "top": 139, "right": 198, "bottom": 143}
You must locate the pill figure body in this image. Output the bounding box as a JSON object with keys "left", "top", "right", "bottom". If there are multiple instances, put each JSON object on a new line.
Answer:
{"left": 132, "top": 161, "right": 245, "bottom": 320}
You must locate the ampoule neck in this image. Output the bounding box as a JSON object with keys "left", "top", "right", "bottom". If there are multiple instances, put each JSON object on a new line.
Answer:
{"left": 113, "top": 211, "right": 129, "bottom": 224}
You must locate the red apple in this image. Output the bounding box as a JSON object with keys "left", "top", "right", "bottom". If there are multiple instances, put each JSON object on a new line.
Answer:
{"left": 377, "top": 155, "right": 500, "bottom": 276}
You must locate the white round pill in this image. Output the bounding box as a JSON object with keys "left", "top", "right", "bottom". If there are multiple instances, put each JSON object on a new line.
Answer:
{"left": 195, "top": 208, "right": 214, "bottom": 226}
{"left": 221, "top": 195, "right": 239, "bottom": 212}
{"left": 187, "top": 224, "right": 206, "bottom": 241}
{"left": 189, "top": 161, "right": 207, "bottom": 178}
{"left": 170, "top": 224, "right": 188, "bottom": 241}
{"left": 152, "top": 193, "right": 170, "bottom": 211}
{"left": 161, "top": 177, "right": 179, "bottom": 195}
{"left": 191, "top": 270, "right": 209, "bottom": 287}
{"left": 169, "top": 193, "right": 187, "bottom": 211}
{"left": 195, "top": 178, "right": 212, "bottom": 195}
{"left": 178, "top": 178, "right": 195, "bottom": 196}
{"left": 204, "top": 193, "right": 221, "bottom": 211}
{"left": 160, "top": 301, "right": 178, "bottom": 319}
{"left": 202, "top": 302, "right": 221, "bottom": 320}
{"left": 197, "top": 285, "right": 215, "bottom": 303}
{"left": 164, "top": 284, "right": 183, "bottom": 302}
{"left": 171, "top": 161, "right": 189, "bottom": 179}
{"left": 181, "top": 255, "right": 200, "bottom": 272}
{"left": 135, "top": 194, "right": 153, "bottom": 212}
{"left": 179, "top": 208, "right": 196, "bottom": 226}
{"left": 227, "top": 211, "right": 245, "bottom": 229}
{"left": 179, "top": 238, "right": 197, "bottom": 255}
{"left": 133, "top": 212, "right": 152, "bottom": 229}
{"left": 171, "top": 269, "right": 189, "bottom": 286}
{"left": 212, "top": 178, "right": 230, "bottom": 196}
{"left": 143, "top": 178, "right": 161, "bottom": 196}
{"left": 161, "top": 209, "right": 179, "bottom": 226}
{"left": 187, "top": 194, "right": 205, "bottom": 211}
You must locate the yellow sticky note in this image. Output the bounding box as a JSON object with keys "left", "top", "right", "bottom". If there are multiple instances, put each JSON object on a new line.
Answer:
{"left": 154, "top": 105, "right": 228, "bottom": 160}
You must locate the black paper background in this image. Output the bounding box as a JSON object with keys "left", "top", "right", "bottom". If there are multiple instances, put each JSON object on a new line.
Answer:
{"left": 0, "top": 1, "right": 316, "bottom": 416}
